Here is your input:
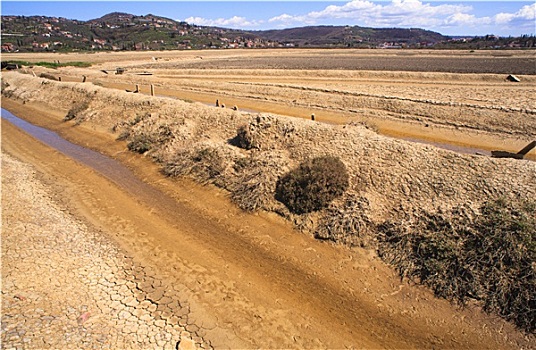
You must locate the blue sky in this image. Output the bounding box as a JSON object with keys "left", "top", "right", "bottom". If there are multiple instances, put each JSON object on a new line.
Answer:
{"left": 1, "top": 1, "right": 535, "bottom": 36}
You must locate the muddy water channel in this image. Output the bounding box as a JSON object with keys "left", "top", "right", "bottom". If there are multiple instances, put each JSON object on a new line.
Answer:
{"left": 1, "top": 108, "right": 176, "bottom": 211}
{"left": 0, "top": 106, "right": 279, "bottom": 264}
{"left": 2, "top": 108, "right": 139, "bottom": 189}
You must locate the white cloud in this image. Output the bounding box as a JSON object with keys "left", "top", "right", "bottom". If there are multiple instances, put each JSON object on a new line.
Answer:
{"left": 494, "top": 12, "right": 516, "bottom": 25}
{"left": 307, "top": 0, "right": 379, "bottom": 20}
{"left": 183, "top": 1, "right": 536, "bottom": 36}
{"left": 184, "top": 16, "right": 262, "bottom": 28}
{"left": 517, "top": 3, "right": 536, "bottom": 20}
{"left": 444, "top": 13, "right": 491, "bottom": 27}
{"left": 268, "top": 13, "right": 316, "bottom": 27}
{"left": 495, "top": 3, "right": 535, "bottom": 24}
{"left": 429, "top": 3, "right": 534, "bottom": 34}
{"left": 268, "top": 0, "right": 472, "bottom": 28}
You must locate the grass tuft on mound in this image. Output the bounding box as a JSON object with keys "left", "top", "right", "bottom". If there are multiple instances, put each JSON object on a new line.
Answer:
{"left": 162, "top": 146, "right": 228, "bottom": 185}
{"left": 315, "top": 194, "right": 373, "bottom": 248}
{"left": 377, "top": 198, "right": 536, "bottom": 332}
{"left": 64, "top": 102, "right": 90, "bottom": 122}
{"left": 275, "top": 156, "right": 349, "bottom": 214}
{"left": 230, "top": 152, "right": 288, "bottom": 212}
{"left": 231, "top": 124, "right": 258, "bottom": 150}
{"left": 63, "top": 102, "right": 89, "bottom": 122}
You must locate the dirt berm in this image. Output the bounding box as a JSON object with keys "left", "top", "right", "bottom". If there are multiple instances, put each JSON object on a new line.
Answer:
{"left": 3, "top": 71, "right": 534, "bottom": 224}
{"left": 2, "top": 71, "right": 535, "bottom": 347}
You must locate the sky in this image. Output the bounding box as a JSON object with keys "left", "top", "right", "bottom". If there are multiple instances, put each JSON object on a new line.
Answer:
{"left": 1, "top": 1, "right": 535, "bottom": 36}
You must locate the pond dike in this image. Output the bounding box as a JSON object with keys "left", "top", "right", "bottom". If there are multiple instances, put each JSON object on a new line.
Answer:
{"left": 2, "top": 71, "right": 535, "bottom": 236}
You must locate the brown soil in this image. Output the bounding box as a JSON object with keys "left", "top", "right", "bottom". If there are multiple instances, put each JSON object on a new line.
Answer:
{"left": 2, "top": 96, "right": 533, "bottom": 349}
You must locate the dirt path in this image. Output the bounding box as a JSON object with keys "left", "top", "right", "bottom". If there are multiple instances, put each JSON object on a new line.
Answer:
{"left": 2, "top": 98, "right": 533, "bottom": 349}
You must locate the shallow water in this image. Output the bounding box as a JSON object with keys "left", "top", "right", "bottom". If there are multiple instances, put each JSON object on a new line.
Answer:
{"left": 1, "top": 108, "right": 163, "bottom": 200}
{"left": 398, "top": 136, "right": 491, "bottom": 157}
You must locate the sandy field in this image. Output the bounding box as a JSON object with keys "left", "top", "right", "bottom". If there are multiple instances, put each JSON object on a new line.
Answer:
{"left": 1, "top": 49, "right": 535, "bottom": 348}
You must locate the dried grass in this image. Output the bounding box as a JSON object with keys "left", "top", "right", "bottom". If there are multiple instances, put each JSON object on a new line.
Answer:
{"left": 39, "top": 72, "right": 58, "bottom": 81}
{"left": 162, "top": 144, "right": 229, "bottom": 185}
{"left": 377, "top": 199, "right": 536, "bottom": 332}
{"left": 315, "top": 194, "right": 374, "bottom": 248}
{"left": 275, "top": 156, "right": 349, "bottom": 214}
{"left": 230, "top": 151, "right": 289, "bottom": 212}
{"left": 64, "top": 101, "right": 90, "bottom": 122}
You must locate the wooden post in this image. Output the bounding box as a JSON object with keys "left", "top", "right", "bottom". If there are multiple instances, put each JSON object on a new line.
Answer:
{"left": 135, "top": 84, "right": 140, "bottom": 93}
{"left": 58, "top": 76, "right": 62, "bottom": 81}
{"left": 150, "top": 84, "right": 155, "bottom": 96}
{"left": 517, "top": 141, "right": 536, "bottom": 156}
{"left": 311, "top": 113, "right": 315, "bottom": 121}
{"left": 82, "top": 75, "right": 87, "bottom": 83}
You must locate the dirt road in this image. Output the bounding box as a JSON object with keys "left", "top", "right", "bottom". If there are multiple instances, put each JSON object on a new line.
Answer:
{"left": 2, "top": 99, "right": 533, "bottom": 348}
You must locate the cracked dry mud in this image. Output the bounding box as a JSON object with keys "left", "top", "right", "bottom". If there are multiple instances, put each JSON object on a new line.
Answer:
{"left": 1, "top": 153, "right": 206, "bottom": 350}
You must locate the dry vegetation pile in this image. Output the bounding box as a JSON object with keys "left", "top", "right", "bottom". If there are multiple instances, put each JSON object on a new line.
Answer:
{"left": 2, "top": 71, "right": 535, "bottom": 331}
{"left": 378, "top": 199, "right": 535, "bottom": 332}
{"left": 275, "top": 156, "right": 349, "bottom": 215}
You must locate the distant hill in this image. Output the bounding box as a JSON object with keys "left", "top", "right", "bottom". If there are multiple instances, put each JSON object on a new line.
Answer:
{"left": 255, "top": 25, "right": 447, "bottom": 47}
{"left": 1, "top": 12, "right": 533, "bottom": 53}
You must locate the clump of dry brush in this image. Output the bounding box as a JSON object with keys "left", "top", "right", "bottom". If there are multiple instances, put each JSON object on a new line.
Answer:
{"left": 377, "top": 198, "right": 536, "bottom": 332}
{"left": 229, "top": 151, "right": 289, "bottom": 212}
{"left": 64, "top": 101, "right": 90, "bottom": 122}
{"left": 314, "top": 194, "right": 374, "bottom": 248}
{"left": 275, "top": 156, "right": 349, "bottom": 214}
{"left": 162, "top": 143, "right": 235, "bottom": 188}
{"left": 114, "top": 113, "right": 178, "bottom": 155}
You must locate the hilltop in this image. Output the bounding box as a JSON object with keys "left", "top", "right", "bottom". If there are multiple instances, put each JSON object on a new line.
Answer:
{"left": 0, "top": 12, "right": 259, "bottom": 51}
